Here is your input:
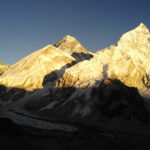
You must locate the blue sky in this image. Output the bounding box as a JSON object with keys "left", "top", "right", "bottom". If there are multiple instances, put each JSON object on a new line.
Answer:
{"left": 0, "top": 0, "right": 150, "bottom": 64}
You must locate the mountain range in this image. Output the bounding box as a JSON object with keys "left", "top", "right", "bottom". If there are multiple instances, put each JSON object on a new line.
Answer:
{"left": 1, "top": 23, "right": 150, "bottom": 134}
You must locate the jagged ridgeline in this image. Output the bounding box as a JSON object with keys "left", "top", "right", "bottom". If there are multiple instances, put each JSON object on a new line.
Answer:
{"left": 1, "top": 23, "right": 150, "bottom": 132}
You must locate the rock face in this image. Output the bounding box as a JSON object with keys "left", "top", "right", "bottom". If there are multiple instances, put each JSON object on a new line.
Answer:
{"left": 0, "top": 61, "right": 10, "bottom": 75}
{"left": 1, "top": 23, "right": 150, "bottom": 131}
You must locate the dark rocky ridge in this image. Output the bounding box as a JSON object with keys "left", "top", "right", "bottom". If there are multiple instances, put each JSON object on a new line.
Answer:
{"left": 22, "top": 79, "right": 150, "bottom": 125}
{"left": 1, "top": 78, "right": 150, "bottom": 126}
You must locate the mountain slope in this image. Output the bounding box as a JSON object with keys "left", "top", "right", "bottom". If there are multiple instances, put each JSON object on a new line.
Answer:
{"left": 0, "top": 35, "right": 94, "bottom": 91}
{"left": 0, "top": 45, "right": 75, "bottom": 91}
{"left": 0, "top": 61, "right": 10, "bottom": 75}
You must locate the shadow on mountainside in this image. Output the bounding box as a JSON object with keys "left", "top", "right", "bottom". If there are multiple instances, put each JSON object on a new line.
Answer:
{"left": 24, "top": 79, "right": 150, "bottom": 125}
{"left": 1, "top": 78, "right": 150, "bottom": 149}
{"left": 0, "top": 85, "right": 26, "bottom": 105}
{"left": 43, "top": 52, "right": 93, "bottom": 86}
{"left": 0, "top": 78, "right": 150, "bottom": 125}
{"left": 42, "top": 60, "right": 77, "bottom": 86}
{"left": 71, "top": 52, "right": 93, "bottom": 61}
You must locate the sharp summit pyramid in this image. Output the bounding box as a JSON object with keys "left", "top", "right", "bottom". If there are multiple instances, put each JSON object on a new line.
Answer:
{"left": 54, "top": 35, "right": 93, "bottom": 61}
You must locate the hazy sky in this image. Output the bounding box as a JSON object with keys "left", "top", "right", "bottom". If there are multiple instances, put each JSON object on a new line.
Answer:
{"left": 0, "top": 0, "right": 150, "bottom": 64}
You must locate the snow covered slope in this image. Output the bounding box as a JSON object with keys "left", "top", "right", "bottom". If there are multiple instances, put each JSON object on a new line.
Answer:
{"left": 0, "top": 45, "right": 76, "bottom": 91}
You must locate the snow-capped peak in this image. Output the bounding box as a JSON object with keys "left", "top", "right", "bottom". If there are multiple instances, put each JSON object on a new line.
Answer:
{"left": 135, "top": 23, "right": 149, "bottom": 33}
{"left": 63, "top": 35, "right": 76, "bottom": 42}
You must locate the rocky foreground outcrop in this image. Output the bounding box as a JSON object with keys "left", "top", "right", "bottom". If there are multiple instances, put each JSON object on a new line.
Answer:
{"left": 0, "top": 23, "right": 150, "bottom": 132}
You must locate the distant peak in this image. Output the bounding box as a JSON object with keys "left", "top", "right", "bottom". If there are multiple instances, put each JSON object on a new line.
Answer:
{"left": 117, "top": 22, "right": 150, "bottom": 47}
{"left": 139, "top": 22, "right": 145, "bottom": 27}
{"left": 62, "top": 35, "right": 76, "bottom": 42}
{"left": 135, "top": 23, "right": 149, "bottom": 33}
{"left": 54, "top": 35, "right": 79, "bottom": 48}
{"left": 54, "top": 35, "right": 90, "bottom": 55}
